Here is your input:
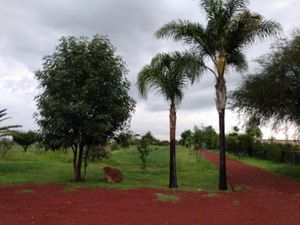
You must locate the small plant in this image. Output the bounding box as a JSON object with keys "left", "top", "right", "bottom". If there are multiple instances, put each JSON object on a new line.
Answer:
{"left": 136, "top": 134, "right": 152, "bottom": 169}
{"left": 156, "top": 193, "right": 179, "bottom": 203}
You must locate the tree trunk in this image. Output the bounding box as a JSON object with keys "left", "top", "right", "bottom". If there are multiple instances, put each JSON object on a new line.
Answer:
{"left": 72, "top": 145, "right": 78, "bottom": 178}
{"left": 75, "top": 144, "right": 84, "bottom": 182}
{"left": 215, "top": 77, "right": 228, "bottom": 191}
{"left": 169, "top": 103, "right": 178, "bottom": 188}
{"left": 83, "top": 146, "right": 90, "bottom": 181}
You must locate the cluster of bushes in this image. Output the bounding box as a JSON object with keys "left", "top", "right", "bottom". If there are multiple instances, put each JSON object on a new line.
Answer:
{"left": 253, "top": 142, "right": 300, "bottom": 164}
{"left": 179, "top": 125, "right": 218, "bottom": 150}
{"left": 226, "top": 126, "right": 300, "bottom": 165}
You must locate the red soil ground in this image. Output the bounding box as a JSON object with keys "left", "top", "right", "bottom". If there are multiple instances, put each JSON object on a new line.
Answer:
{"left": 1, "top": 151, "right": 300, "bottom": 225}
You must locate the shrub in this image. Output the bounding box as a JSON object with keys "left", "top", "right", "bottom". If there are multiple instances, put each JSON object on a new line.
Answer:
{"left": 89, "top": 145, "right": 111, "bottom": 161}
{"left": 226, "top": 135, "right": 239, "bottom": 154}
{"left": 238, "top": 134, "right": 255, "bottom": 156}
{"left": 264, "top": 143, "right": 282, "bottom": 162}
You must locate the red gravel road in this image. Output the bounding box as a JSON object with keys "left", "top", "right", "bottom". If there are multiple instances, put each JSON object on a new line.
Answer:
{"left": 1, "top": 151, "right": 300, "bottom": 225}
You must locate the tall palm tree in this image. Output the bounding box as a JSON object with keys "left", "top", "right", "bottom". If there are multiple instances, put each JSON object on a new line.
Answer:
{"left": 137, "top": 52, "right": 203, "bottom": 188}
{"left": 155, "top": 0, "right": 281, "bottom": 190}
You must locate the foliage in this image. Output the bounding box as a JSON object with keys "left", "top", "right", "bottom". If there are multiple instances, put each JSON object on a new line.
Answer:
{"left": 193, "top": 125, "right": 218, "bottom": 150}
{"left": 89, "top": 145, "right": 111, "bottom": 161}
{"left": 35, "top": 35, "right": 135, "bottom": 181}
{"left": 136, "top": 134, "right": 152, "bottom": 169}
{"left": 0, "top": 138, "right": 13, "bottom": 159}
{"left": 137, "top": 52, "right": 204, "bottom": 105}
{"left": 0, "top": 109, "right": 21, "bottom": 137}
{"left": 179, "top": 130, "right": 193, "bottom": 148}
{"left": 115, "top": 131, "right": 134, "bottom": 148}
{"left": 231, "top": 30, "right": 300, "bottom": 128}
{"left": 12, "top": 130, "right": 40, "bottom": 152}
{"left": 226, "top": 127, "right": 255, "bottom": 156}
{"left": 142, "top": 131, "right": 157, "bottom": 145}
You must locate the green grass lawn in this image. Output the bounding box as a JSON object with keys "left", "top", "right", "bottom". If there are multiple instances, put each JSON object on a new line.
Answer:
{"left": 0, "top": 145, "right": 218, "bottom": 191}
{"left": 226, "top": 151, "right": 300, "bottom": 180}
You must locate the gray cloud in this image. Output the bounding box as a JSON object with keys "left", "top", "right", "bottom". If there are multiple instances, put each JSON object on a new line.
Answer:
{"left": 0, "top": 0, "right": 299, "bottom": 138}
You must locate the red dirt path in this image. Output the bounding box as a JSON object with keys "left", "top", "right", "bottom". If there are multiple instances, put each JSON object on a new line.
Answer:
{"left": 1, "top": 151, "right": 300, "bottom": 225}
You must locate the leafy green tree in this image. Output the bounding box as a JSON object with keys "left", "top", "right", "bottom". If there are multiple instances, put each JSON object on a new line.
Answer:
{"left": 155, "top": 0, "right": 281, "bottom": 190}
{"left": 231, "top": 31, "right": 300, "bottom": 128}
{"left": 137, "top": 52, "right": 203, "bottom": 188}
{"left": 115, "top": 131, "right": 134, "bottom": 148}
{"left": 35, "top": 35, "right": 135, "bottom": 182}
{"left": 136, "top": 134, "right": 152, "bottom": 169}
{"left": 12, "top": 130, "right": 40, "bottom": 152}
{"left": 193, "top": 126, "right": 205, "bottom": 149}
{"left": 143, "top": 131, "right": 157, "bottom": 145}
{"left": 179, "top": 130, "right": 193, "bottom": 148}
{"left": 193, "top": 125, "right": 218, "bottom": 149}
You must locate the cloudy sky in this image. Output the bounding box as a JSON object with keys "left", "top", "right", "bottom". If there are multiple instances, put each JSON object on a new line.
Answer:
{"left": 1, "top": 0, "right": 299, "bottom": 140}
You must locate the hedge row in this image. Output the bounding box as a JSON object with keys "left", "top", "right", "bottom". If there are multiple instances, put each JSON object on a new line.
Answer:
{"left": 226, "top": 135, "right": 300, "bottom": 165}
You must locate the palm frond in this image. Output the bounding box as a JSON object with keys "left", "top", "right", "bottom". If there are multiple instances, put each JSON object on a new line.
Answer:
{"left": 137, "top": 52, "right": 205, "bottom": 105}
{"left": 0, "top": 109, "right": 22, "bottom": 137}
{"left": 226, "top": 50, "right": 248, "bottom": 71}
{"left": 199, "top": 0, "right": 221, "bottom": 20}
{"left": 155, "top": 20, "right": 212, "bottom": 57}
{"left": 225, "top": 0, "right": 248, "bottom": 19}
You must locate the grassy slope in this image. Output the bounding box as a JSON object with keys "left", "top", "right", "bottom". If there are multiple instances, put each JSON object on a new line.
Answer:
{"left": 226, "top": 152, "right": 300, "bottom": 180}
{"left": 0, "top": 145, "right": 218, "bottom": 191}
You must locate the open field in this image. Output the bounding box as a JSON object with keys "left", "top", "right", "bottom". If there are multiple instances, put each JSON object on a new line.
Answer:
{"left": 0, "top": 145, "right": 218, "bottom": 191}
{"left": 2, "top": 150, "right": 300, "bottom": 225}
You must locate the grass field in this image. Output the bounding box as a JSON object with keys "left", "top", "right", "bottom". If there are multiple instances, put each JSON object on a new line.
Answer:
{"left": 0, "top": 145, "right": 218, "bottom": 191}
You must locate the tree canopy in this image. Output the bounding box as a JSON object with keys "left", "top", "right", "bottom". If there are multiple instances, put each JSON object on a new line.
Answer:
{"left": 35, "top": 35, "right": 135, "bottom": 181}
{"left": 231, "top": 31, "right": 300, "bottom": 128}
{"left": 12, "top": 130, "right": 40, "bottom": 152}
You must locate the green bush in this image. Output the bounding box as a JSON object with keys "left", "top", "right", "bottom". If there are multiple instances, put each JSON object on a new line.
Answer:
{"left": 226, "top": 135, "right": 239, "bottom": 154}
{"left": 253, "top": 142, "right": 266, "bottom": 159}
{"left": 264, "top": 143, "right": 282, "bottom": 162}
{"left": 238, "top": 134, "right": 255, "bottom": 156}
{"left": 89, "top": 145, "right": 111, "bottom": 161}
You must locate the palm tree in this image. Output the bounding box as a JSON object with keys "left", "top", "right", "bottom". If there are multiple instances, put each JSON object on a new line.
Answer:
{"left": 155, "top": 0, "right": 281, "bottom": 190}
{"left": 137, "top": 52, "right": 203, "bottom": 188}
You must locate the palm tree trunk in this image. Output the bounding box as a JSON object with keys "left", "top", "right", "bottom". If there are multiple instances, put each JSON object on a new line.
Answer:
{"left": 215, "top": 77, "right": 228, "bottom": 190}
{"left": 169, "top": 103, "right": 178, "bottom": 188}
